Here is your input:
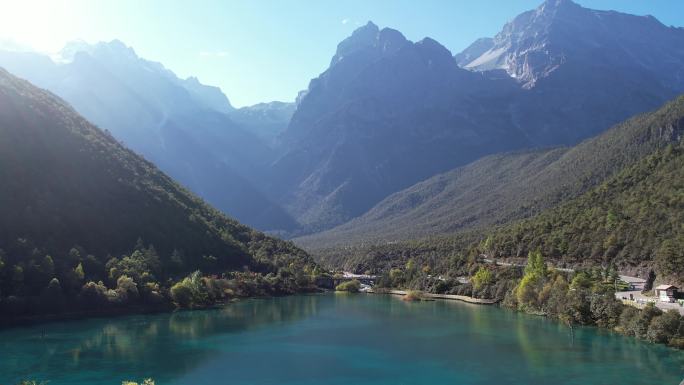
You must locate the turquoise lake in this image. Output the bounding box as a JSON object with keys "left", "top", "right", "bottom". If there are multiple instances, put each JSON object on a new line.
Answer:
{"left": 1, "top": 293, "right": 683, "bottom": 385}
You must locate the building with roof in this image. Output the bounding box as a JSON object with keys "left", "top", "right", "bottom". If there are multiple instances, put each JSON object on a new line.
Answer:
{"left": 655, "top": 285, "right": 679, "bottom": 303}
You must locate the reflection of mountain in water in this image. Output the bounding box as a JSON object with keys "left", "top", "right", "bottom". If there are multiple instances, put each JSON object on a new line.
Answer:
{"left": 2, "top": 296, "right": 325, "bottom": 384}
{"left": 2, "top": 294, "right": 683, "bottom": 384}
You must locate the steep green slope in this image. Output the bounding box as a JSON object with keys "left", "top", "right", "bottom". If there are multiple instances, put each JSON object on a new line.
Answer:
{"left": 320, "top": 142, "right": 684, "bottom": 283}
{"left": 0, "top": 68, "right": 314, "bottom": 315}
{"left": 315, "top": 96, "right": 684, "bottom": 284}
{"left": 0, "top": 43, "right": 298, "bottom": 233}
{"left": 298, "top": 95, "right": 684, "bottom": 250}
{"left": 486, "top": 142, "right": 684, "bottom": 281}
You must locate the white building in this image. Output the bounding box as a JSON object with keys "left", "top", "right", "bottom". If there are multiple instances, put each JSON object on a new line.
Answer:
{"left": 655, "top": 285, "right": 679, "bottom": 303}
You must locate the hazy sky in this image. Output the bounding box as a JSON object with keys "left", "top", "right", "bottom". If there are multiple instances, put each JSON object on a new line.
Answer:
{"left": 0, "top": 0, "right": 682, "bottom": 107}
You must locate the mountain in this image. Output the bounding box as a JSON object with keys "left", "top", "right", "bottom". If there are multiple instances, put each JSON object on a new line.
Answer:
{"left": 3, "top": 0, "right": 681, "bottom": 238}
{"left": 0, "top": 41, "right": 297, "bottom": 231}
{"left": 487, "top": 129, "right": 684, "bottom": 282}
{"left": 270, "top": 22, "right": 526, "bottom": 232}
{"left": 457, "top": 0, "right": 684, "bottom": 144}
{"left": 230, "top": 101, "right": 296, "bottom": 143}
{"left": 0, "top": 66, "right": 306, "bottom": 266}
{"left": 460, "top": 0, "right": 684, "bottom": 90}
{"left": 315, "top": 96, "right": 684, "bottom": 283}
{"left": 180, "top": 75, "right": 235, "bottom": 114}
{"left": 453, "top": 38, "right": 493, "bottom": 67}
{"left": 0, "top": 68, "right": 313, "bottom": 311}
{"left": 269, "top": 1, "right": 684, "bottom": 235}
{"left": 296, "top": 95, "right": 684, "bottom": 250}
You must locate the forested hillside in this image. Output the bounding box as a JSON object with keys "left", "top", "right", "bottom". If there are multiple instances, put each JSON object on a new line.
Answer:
{"left": 0, "top": 41, "right": 297, "bottom": 231}
{"left": 315, "top": 96, "right": 684, "bottom": 284}
{"left": 0, "top": 69, "right": 318, "bottom": 319}
{"left": 485, "top": 140, "right": 684, "bottom": 282}
{"left": 298, "top": 96, "right": 684, "bottom": 249}
{"left": 270, "top": 0, "right": 684, "bottom": 235}
{"left": 2, "top": 0, "right": 683, "bottom": 237}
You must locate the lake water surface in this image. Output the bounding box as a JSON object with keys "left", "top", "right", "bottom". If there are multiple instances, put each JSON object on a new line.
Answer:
{"left": 1, "top": 293, "right": 683, "bottom": 385}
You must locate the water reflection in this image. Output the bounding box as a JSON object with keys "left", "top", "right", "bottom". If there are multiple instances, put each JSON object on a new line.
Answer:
{"left": 0, "top": 295, "right": 326, "bottom": 384}
{"left": 0, "top": 294, "right": 683, "bottom": 385}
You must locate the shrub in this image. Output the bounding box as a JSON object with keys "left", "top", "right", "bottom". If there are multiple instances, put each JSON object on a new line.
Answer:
{"left": 170, "top": 280, "right": 194, "bottom": 308}
{"left": 646, "top": 310, "right": 682, "bottom": 344}
{"left": 669, "top": 337, "right": 684, "bottom": 349}
{"left": 590, "top": 294, "right": 623, "bottom": 328}
{"left": 516, "top": 274, "right": 541, "bottom": 309}
{"left": 115, "top": 275, "right": 139, "bottom": 302}
{"left": 617, "top": 305, "right": 640, "bottom": 335}
{"left": 620, "top": 303, "right": 661, "bottom": 338}
{"left": 635, "top": 303, "right": 662, "bottom": 338}
{"left": 472, "top": 267, "right": 493, "bottom": 290}
{"left": 402, "top": 290, "right": 424, "bottom": 301}
{"left": 433, "top": 279, "right": 451, "bottom": 294}
{"left": 40, "top": 278, "right": 65, "bottom": 313}
{"left": 170, "top": 271, "right": 209, "bottom": 308}
{"left": 81, "top": 281, "right": 110, "bottom": 307}
{"left": 335, "top": 279, "right": 361, "bottom": 293}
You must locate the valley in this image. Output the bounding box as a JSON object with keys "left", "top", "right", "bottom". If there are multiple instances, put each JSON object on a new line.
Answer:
{"left": 1, "top": 0, "right": 684, "bottom": 383}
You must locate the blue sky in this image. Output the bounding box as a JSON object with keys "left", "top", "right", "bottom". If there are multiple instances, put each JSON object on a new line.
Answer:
{"left": 0, "top": 0, "right": 682, "bottom": 107}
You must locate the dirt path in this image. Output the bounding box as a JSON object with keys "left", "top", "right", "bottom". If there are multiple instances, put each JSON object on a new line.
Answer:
{"left": 368, "top": 289, "right": 498, "bottom": 304}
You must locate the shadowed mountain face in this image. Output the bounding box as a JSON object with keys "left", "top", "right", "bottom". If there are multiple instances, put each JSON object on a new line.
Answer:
{"left": 457, "top": 0, "right": 684, "bottom": 144}
{"left": 0, "top": 41, "right": 298, "bottom": 231}
{"left": 0, "top": 68, "right": 308, "bottom": 270}
{"left": 309, "top": 96, "right": 684, "bottom": 286}
{"left": 270, "top": 22, "right": 527, "bottom": 233}
{"left": 2, "top": 0, "right": 683, "bottom": 239}
{"left": 272, "top": 0, "right": 684, "bottom": 236}
{"left": 231, "top": 101, "right": 296, "bottom": 145}
{"left": 461, "top": 0, "right": 684, "bottom": 90}
{"left": 295, "top": 95, "right": 684, "bottom": 250}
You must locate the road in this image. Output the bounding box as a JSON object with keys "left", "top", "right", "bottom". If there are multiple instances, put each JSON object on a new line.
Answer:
{"left": 615, "top": 288, "right": 684, "bottom": 315}
{"left": 481, "top": 260, "right": 684, "bottom": 314}
{"left": 481, "top": 257, "right": 574, "bottom": 273}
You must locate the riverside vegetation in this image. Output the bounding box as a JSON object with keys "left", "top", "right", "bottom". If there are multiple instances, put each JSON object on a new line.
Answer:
{"left": 311, "top": 96, "right": 684, "bottom": 350}
{"left": 360, "top": 248, "right": 684, "bottom": 350}
{"left": 306, "top": 95, "right": 684, "bottom": 276}
{"left": 3, "top": 2, "right": 684, "bottom": 383}
{"left": 0, "top": 237, "right": 326, "bottom": 321}
{"left": 0, "top": 69, "right": 326, "bottom": 323}
{"left": 335, "top": 279, "right": 361, "bottom": 293}
{"left": 8, "top": 294, "right": 683, "bottom": 385}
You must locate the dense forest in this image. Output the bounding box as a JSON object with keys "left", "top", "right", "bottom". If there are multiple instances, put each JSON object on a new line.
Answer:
{"left": 326, "top": 245, "right": 684, "bottom": 349}
{"left": 485, "top": 143, "right": 684, "bottom": 281}
{"left": 315, "top": 96, "right": 684, "bottom": 286}
{"left": 298, "top": 95, "right": 684, "bottom": 249}
{"left": 311, "top": 98, "right": 684, "bottom": 350}
{"left": 0, "top": 68, "right": 324, "bottom": 321}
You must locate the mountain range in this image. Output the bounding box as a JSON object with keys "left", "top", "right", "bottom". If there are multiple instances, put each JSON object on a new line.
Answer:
{"left": 269, "top": 0, "right": 684, "bottom": 234}
{"left": 296, "top": 94, "right": 684, "bottom": 250}
{"left": 0, "top": 67, "right": 308, "bottom": 277}
{"left": 1, "top": 0, "right": 683, "bottom": 248}
{"left": 313, "top": 95, "right": 684, "bottom": 283}
{"left": 0, "top": 41, "right": 296, "bottom": 231}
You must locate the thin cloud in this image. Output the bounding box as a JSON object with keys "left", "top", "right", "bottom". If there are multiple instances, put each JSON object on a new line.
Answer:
{"left": 341, "top": 18, "right": 350, "bottom": 25}
{"left": 199, "top": 50, "right": 229, "bottom": 58}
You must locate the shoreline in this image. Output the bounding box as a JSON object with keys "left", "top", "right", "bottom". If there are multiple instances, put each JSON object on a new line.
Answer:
{"left": 367, "top": 289, "right": 499, "bottom": 304}
{"left": 0, "top": 304, "right": 174, "bottom": 330}
{"left": 0, "top": 289, "right": 324, "bottom": 331}
{"left": 368, "top": 288, "right": 683, "bottom": 352}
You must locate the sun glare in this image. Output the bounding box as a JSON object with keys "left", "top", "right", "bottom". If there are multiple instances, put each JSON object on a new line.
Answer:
{"left": 0, "top": 0, "right": 77, "bottom": 52}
